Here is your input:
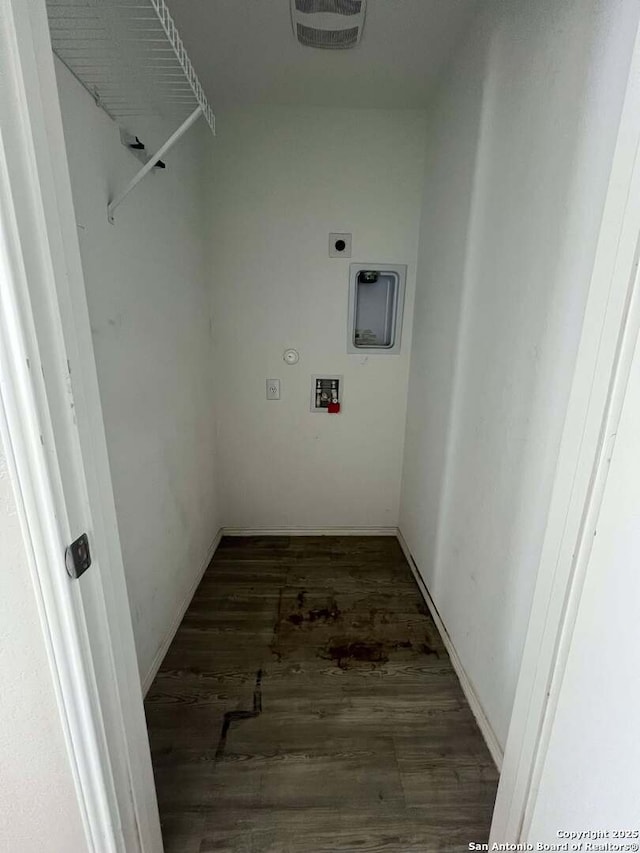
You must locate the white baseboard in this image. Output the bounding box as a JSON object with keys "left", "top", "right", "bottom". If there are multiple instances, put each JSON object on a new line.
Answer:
{"left": 222, "top": 526, "right": 397, "bottom": 536}
{"left": 397, "top": 529, "right": 504, "bottom": 770}
{"left": 142, "top": 527, "right": 224, "bottom": 695}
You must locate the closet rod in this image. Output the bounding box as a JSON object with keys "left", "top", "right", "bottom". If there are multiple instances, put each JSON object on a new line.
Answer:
{"left": 107, "top": 105, "right": 202, "bottom": 223}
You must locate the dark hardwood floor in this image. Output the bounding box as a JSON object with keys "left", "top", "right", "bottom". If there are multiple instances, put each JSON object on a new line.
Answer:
{"left": 145, "top": 536, "right": 498, "bottom": 852}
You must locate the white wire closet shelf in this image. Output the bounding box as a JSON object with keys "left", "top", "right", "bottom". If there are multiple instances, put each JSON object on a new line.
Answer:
{"left": 46, "top": 0, "right": 215, "bottom": 221}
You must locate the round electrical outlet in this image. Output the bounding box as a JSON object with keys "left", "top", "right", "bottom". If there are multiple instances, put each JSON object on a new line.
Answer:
{"left": 329, "top": 233, "right": 352, "bottom": 258}
{"left": 283, "top": 348, "right": 300, "bottom": 365}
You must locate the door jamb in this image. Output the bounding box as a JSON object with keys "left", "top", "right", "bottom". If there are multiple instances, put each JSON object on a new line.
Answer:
{"left": 0, "top": 133, "right": 119, "bottom": 853}
{"left": 5, "top": 0, "right": 640, "bottom": 847}
{"left": 491, "top": 17, "right": 640, "bottom": 842}
{"left": 0, "top": 0, "right": 163, "bottom": 849}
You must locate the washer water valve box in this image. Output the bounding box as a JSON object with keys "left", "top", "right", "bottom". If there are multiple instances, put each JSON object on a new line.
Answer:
{"left": 311, "top": 375, "right": 342, "bottom": 413}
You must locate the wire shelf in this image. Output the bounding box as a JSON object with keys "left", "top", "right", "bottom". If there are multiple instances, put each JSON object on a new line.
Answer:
{"left": 46, "top": 0, "right": 215, "bottom": 134}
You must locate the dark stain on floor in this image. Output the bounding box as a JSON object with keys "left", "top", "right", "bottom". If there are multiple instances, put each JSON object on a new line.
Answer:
{"left": 214, "top": 668, "right": 263, "bottom": 762}
{"left": 324, "top": 639, "right": 389, "bottom": 668}
{"left": 286, "top": 596, "right": 341, "bottom": 627}
{"left": 274, "top": 579, "right": 440, "bottom": 671}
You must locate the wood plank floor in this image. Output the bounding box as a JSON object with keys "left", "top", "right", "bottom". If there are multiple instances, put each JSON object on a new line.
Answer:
{"left": 145, "top": 536, "right": 498, "bottom": 852}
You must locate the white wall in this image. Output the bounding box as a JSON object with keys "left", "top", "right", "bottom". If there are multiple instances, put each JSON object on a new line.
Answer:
{"left": 55, "top": 62, "right": 221, "bottom": 683}
{"left": 527, "top": 325, "right": 640, "bottom": 839}
{"left": 399, "top": 0, "right": 640, "bottom": 750}
{"left": 0, "top": 434, "right": 87, "bottom": 852}
{"left": 208, "top": 108, "right": 426, "bottom": 530}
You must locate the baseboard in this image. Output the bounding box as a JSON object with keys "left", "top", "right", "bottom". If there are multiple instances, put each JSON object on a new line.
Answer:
{"left": 142, "top": 527, "right": 224, "bottom": 695}
{"left": 221, "top": 526, "right": 398, "bottom": 537}
{"left": 397, "top": 529, "right": 504, "bottom": 770}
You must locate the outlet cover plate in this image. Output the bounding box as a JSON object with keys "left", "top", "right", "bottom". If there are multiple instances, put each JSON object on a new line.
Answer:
{"left": 266, "top": 379, "right": 280, "bottom": 400}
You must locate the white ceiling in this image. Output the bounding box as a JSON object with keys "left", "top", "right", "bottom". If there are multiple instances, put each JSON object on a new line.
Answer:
{"left": 165, "top": 0, "right": 480, "bottom": 109}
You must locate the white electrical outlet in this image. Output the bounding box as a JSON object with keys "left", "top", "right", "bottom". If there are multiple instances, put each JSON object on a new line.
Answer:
{"left": 266, "top": 379, "right": 280, "bottom": 400}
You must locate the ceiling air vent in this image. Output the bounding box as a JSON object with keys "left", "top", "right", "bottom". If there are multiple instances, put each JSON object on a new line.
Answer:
{"left": 291, "top": 0, "right": 367, "bottom": 49}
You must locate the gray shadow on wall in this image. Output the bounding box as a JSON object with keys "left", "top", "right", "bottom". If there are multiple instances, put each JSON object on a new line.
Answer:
{"left": 399, "top": 12, "right": 491, "bottom": 590}
{"left": 402, "top": 0, "right": 632, "bottom": 748}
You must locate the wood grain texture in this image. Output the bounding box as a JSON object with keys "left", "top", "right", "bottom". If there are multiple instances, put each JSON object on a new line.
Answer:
{"left": 145, "top": 536, "right": 498, "bottom": 852}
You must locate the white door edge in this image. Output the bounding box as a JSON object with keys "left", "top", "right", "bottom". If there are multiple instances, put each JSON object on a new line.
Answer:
{"left": 0, "top": 0, "right": 163, "bottom": 850}
{"left": 0, "top": 138, "right": 119, "bottom": 853}
{"left": 491, "top": 17, "right": 640, "bottom": 843}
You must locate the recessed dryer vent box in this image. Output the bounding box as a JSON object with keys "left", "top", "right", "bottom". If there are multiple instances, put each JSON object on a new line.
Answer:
{"left": 348, "top": 263, "right": 406, "bottom": 354}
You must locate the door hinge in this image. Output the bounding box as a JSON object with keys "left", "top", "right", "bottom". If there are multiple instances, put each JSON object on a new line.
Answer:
{"left": 65, "top": 532, "right": 92, "bottom": 579}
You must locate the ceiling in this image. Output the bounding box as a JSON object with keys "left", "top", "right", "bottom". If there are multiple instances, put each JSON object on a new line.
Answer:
{"left": 165, "top": 0, "right": 480, "bottom": 110}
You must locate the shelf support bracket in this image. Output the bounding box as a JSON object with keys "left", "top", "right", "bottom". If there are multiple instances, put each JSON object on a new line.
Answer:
{"left": 107, "top": 106, "right": 203, "bottom": 223}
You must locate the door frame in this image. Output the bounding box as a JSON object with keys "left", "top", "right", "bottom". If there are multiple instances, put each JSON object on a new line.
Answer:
{"left": 491, "top": 17, "right": 640, "bottom": 842}
{"left": 3, "top": 0, "right": 640, "bottom": 848}
{"left": 0, "top": 0, "right": 162, "bottom": 850}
